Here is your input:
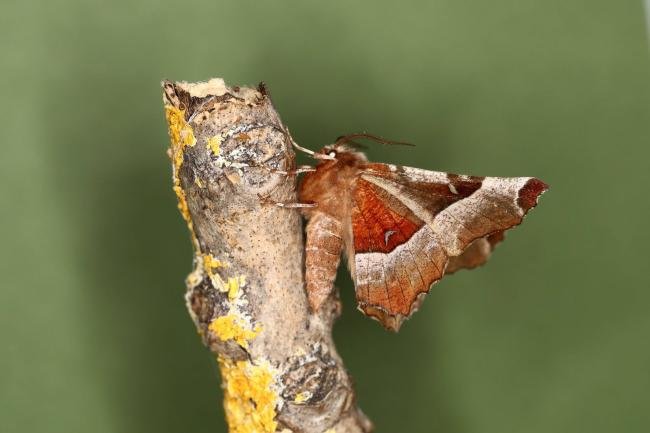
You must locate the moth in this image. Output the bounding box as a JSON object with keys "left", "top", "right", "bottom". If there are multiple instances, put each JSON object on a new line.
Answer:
{"left": 298, "top": 134, "right": 547, "bottom": 331}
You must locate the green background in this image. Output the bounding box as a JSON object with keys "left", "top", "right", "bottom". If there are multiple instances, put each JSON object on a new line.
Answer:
{"left": 2, "top": 1, "right": 649, "bottom": 432}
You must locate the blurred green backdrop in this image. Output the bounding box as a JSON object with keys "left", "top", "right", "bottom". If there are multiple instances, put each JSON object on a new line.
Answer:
{"left": 2, "top": 1, "right": 649, "bottom": 432}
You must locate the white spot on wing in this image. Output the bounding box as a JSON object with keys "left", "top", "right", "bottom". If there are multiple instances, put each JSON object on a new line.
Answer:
{"left": 384, "top": 230, "right": 397, "bottom": 246}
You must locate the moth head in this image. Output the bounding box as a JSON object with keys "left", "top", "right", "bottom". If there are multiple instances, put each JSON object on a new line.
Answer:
{"left": 319, "top": 143, "right": 368, "bottom": 164}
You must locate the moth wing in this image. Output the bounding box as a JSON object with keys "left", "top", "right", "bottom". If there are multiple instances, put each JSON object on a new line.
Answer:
{"left": 347, "top": 174, "right": 447, "bottom": 331}
{"left": 445, "top": 231, "right": 504, "bottom": 274}
{"left": 347, "top": 163, "right": 547, "bottom": 331}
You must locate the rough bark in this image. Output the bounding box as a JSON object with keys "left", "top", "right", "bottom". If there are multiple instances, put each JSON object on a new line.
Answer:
{"left": 161, "top": 78, "right": 372, "bottom": 433}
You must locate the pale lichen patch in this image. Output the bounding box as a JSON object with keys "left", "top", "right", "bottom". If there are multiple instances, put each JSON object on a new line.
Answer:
{"left": 186, "top": 253, "right": 205, "bottom": 289}
{"left": 178, "top": 78, "right": 228, "bottom": 98}
{"left": 225, "top": 170, "right": 242, "bottom": 185}
{"left": 218, "top": 356, "right": 280, "bottom": 433}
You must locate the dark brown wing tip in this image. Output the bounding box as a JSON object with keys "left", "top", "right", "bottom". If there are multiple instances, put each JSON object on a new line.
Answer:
{"left": 358, "top": 292, "right": 429, "bottom": 332}
{"left": 358, "top": 303, "right": 404, "bottom": 332}
{"left": 517, "top": 178, "right": 549, "bottom": 212}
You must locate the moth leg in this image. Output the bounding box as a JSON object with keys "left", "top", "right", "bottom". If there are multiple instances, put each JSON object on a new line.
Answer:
{"left": 271, "top": 165, "right": 316, "bottom": 175}
{"left": 305, "top": 212, "right": 344, "bottom": 311}
{"left": 289, "top": 138, "right": 336, "bottom": 161}
{"left": 230, "top": 163, "right": 314, "bottom": 177}
{"left": 276, "top": 124, "right": 335, "bottom": 160}
{"left": 275, "top": 202, "right": 317, "bottom": 209}
{"left": 257, "top": 193, "right": 317, "bottom": 208}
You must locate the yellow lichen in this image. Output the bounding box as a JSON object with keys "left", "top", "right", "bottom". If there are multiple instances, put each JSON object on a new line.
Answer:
{"left": 203, "top": 254, "right": 237, "bottom": 292}
{"left": 172, "top": 185, "right": 192, "bottom": 226}
{"left": 293, "top": 391, "right": 311, "bottom": 404}
{"left": 165, "top": 105, "right": 195, "bottom": 151}
{"left": 208, "top": 135, "right": 222, "bottom": 155}
{"left": 218, "top": 356, "right": 279, "bottom": 433}
{"left": 204, "top": 253, "right": 228, "bottom": 274}
{"left": 209, "top": 314, "right": 261, "bottom": 349}
{"left": 226, "top": 275, "right": 246, "bottom": 300}
{"left": 164, "top": 105, "right": 196, "bottom": 228}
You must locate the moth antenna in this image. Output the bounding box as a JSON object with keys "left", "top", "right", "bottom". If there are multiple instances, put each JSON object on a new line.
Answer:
{"left": 335, "top": 133, "right": 415, "bottom": 148}
{"left": 339, "top": 139, "right": 368, "bottom": 150}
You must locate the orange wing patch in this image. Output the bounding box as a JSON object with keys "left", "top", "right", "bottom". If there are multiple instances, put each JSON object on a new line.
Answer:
{"left": 351, "top": 178, "right": 448, "bottom": 330}
{"left": 352, "top": 179, "right": 422, "bottom": 253}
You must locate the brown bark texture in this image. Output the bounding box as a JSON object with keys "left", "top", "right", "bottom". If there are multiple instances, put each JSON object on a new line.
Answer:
{"left": 161, "top": 78, "right": 372, "bottom": 433}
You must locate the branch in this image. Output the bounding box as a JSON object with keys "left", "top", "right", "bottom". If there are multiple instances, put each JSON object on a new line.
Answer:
{"left": 161, "top": 78, "right": 372, "bottom": 433}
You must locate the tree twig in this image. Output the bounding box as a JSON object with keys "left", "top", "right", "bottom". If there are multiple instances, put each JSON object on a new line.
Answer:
{"left": 161, "top": 78, "right": 372, "bottom": 433}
